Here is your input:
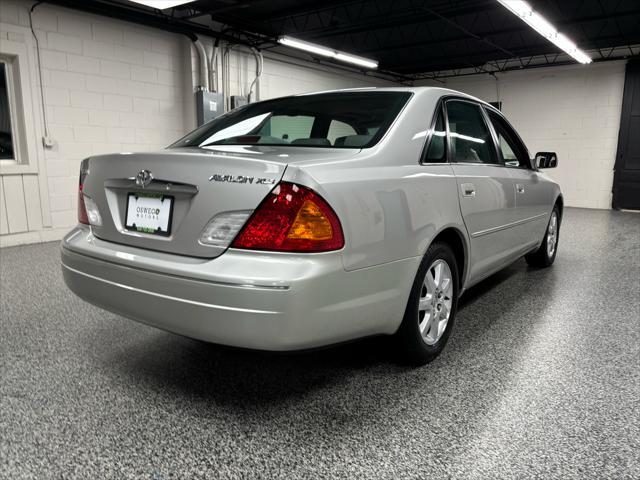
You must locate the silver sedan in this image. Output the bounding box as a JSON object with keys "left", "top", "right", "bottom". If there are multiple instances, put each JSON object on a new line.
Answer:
{"left": 61, "top": 87, "right": 562, "bottom": 364}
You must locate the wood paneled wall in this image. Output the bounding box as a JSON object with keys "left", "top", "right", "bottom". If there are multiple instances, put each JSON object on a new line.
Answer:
{"left": 0, "top": 174, "right": 43, "bottom": 235}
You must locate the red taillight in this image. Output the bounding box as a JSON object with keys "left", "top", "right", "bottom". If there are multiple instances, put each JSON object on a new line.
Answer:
{"left": 78, "top": 158, "right": 89, "bottom": 225}
{"left": 78, "top": 185, "right": 89, "bottom": 225}
{"left": 231, "top": 182, "right": 344, "bottom": 253}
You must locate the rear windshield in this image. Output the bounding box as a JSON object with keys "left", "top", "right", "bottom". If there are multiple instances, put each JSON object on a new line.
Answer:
{"left": 169, "top": 91, "right": 412, "bottom": 149}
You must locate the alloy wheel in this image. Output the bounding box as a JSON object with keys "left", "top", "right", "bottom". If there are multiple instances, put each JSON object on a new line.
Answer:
{"left": 418, "top": 259, "right": 453, "bottom": 345}
{"left": 547, "top": 212, "right": 558, "bottom": 258}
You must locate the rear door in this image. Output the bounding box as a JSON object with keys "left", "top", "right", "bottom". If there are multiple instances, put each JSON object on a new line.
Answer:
{"left": 485, "top": 109, "right": 551, "bottom": 249}
{"left": 446, "top": 99, "right": 519, "bottom": 284}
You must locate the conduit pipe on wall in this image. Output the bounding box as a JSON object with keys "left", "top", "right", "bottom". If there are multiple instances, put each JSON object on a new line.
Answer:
{"left": 211, "top": 37, "right": 221, "bottom": 92}
{"left": 222, "top": 43, "right": 230, "bottom": 110}
{"left": 248, "top": 47, "right": 264, "bottom": 103}
{"left": 222, "top": 43, "right": 263, "bottom": 107}
{"left": 192, "top": 37, "right": 209, "bottom": 91}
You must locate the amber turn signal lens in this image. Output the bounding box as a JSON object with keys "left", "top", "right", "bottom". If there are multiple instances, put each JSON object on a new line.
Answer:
{"left": 287, "top": 200, "right": 333, "bottom": 241}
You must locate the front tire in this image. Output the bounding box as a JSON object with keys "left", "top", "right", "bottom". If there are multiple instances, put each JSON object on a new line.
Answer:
{"left": 525, "top": 206, "right": 560, "bottom": 268}
{"left": 395, "top": 242, "right": 459, "bottom": 365}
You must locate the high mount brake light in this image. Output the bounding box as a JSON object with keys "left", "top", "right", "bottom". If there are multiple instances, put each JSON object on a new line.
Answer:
{"left": 231, "top": 182, "right": 344, "bottom": 253}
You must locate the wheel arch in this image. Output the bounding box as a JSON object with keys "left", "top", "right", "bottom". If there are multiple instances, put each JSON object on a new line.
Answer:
{"left": 429, "top": 226, "right": 469, "bottom": 291}
{"left": 554, "top": 194, "right": 564, "bottom": 222}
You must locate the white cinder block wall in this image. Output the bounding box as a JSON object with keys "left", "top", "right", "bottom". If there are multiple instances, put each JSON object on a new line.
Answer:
{"left": 419, "top": 62, "right": 626, "bottom": 209}
{"left": 0, "top": 0, "right": 393, "bottom": 247}
{"left": 199, "top": 46, "right": 394, "bottom": 101}
{"left": 0, "top": 1, "right": 191, "bottom": 246}
{"left": 3, "top": 0, "right": 622, "bottom": 250}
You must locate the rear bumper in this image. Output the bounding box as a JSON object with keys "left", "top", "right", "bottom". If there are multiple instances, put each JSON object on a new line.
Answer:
{"left": 61, "top": 226, "right": 419, "bottom": 350}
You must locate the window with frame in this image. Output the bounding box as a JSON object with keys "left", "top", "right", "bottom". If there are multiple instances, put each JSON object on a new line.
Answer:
{"left": 0, "top": 59, "right": 17, "bottom": 162}
{"left": 486, "top": 110, "right": 531, "bottom": 168}
{"left": 1, "top": 37, "right": 42, "bottom": 175}
{"left": 422, "top": 107, "right": 446, "bottom": 163}
{"left": 446, "top": 100, "right": 498, "bottom": 165}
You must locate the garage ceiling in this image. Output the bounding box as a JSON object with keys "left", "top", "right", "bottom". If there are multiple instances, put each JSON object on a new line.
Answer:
{"left": 49, "top": 0, "right": 640, "bottom": 81}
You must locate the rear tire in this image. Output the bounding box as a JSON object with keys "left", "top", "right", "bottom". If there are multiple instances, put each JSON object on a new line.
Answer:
{"left": 395, "top": 242, "right": 459, "bottom": 366}
{"left": 525, "top": 206, "right": 560, "bottom": 268}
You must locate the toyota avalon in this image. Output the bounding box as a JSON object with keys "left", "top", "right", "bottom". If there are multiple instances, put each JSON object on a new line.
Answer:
{"left": 61, "top": 87, "right": 562, "bottom": 364}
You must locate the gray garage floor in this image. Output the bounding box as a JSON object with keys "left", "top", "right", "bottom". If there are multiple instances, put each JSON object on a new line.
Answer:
{"left": 1, "top": 207, "right": 639, "bottom": 479}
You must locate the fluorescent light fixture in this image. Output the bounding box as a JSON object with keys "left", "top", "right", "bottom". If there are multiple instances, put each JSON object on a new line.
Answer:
{"left": 127, "top": 0, "right": 196, "bottom": 9}
{"left": 334, "top": 53, "right": 379, "bottom": 69}
{"left": 278, "top": 37, "right": 336, "bottom": 58}
{"left": 278, "top": 36, "right": 379, "bottom": 69}
{"left": 497, "top": 0, "right": 592, "bottom": 64}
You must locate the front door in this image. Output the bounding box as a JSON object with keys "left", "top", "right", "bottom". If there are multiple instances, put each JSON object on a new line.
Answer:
{"left": 445, "top": 99, "right": 518, "bottom": 285}
{"left": 485, "top": 109, "right": 551, "bottom": 249}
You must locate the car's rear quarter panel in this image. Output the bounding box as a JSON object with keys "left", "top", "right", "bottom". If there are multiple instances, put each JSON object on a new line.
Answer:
{"left": 284, "top": 89, "right": 470, "bottom": 278}
{"left": 288, "top": 162, "right": 464, "bottom": 272}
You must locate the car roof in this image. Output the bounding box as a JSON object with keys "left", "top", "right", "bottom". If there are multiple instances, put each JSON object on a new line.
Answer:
{"left": 293, "top": 86, "right": 493, "bottom": 109}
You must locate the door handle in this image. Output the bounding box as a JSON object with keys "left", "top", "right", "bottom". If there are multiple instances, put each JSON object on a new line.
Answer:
{"left": 516, "top": 184, "right": 525, "bottom": 194}
{"left": 461, "top": 183, "right": 476, "bottom": 197}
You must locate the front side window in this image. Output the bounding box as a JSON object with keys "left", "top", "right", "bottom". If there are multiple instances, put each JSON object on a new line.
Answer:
{"left": 498, "top": 134, "right": 518, "bottom": 166}
{"left": 446, "top": 100, "right": 498, "bottom": 165}
{"left": 487, "top": 110, "right": 531, "bottom": 168}
{"left": 170, "top": 92, "right": 412, "bottom": 149}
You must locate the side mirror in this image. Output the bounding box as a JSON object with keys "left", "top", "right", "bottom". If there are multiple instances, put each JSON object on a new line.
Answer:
{"left": 534, "top": 152, "right": 558, "bottom": 169}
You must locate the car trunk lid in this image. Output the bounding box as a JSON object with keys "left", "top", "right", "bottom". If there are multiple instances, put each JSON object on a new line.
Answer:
{"left": 82, "top": 146, "right": 358, "bottom": 258}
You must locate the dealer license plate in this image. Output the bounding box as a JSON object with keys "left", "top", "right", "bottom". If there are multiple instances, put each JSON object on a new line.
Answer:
{"left": 125, "top": 193, "right": 173, "bottom": 235}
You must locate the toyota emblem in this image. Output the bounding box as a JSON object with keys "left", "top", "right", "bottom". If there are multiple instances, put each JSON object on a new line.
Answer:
{"left": 135, "top": 170, "right": 153, "bottom": 188}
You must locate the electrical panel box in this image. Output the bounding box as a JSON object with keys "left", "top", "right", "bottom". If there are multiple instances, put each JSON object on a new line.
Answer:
{"left": 196, "top": 90, "right": 224, "bottom": 126}
{"left": 230, "top": 95, "right": 248, "bottom": 110}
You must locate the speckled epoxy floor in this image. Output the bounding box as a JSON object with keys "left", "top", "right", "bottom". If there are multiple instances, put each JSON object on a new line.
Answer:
{"left": 1, "top": 207, "right": 639, "bottom": 479}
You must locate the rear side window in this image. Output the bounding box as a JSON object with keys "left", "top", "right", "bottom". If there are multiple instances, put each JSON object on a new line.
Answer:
{"left": 446, "top": 100, "right": 498, "bottom": 165}
{"left": 487, "top": 110, "right": 531, "bottom": 168}
{"left": 422, "top": 108, "right": 446, "bottom": 163}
